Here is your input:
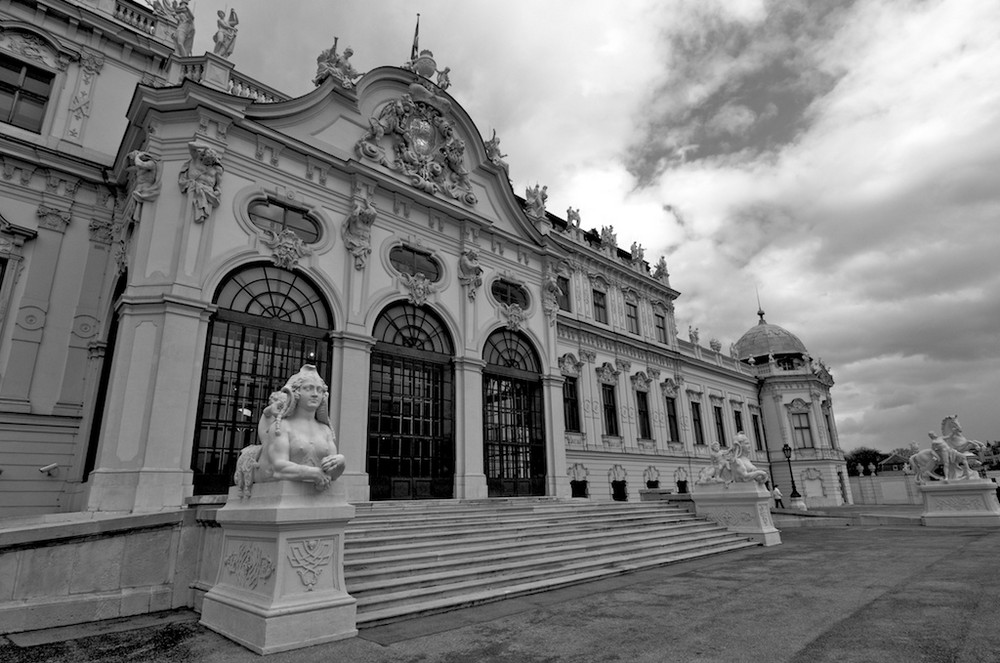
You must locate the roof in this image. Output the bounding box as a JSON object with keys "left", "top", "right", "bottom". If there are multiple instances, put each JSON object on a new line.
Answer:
{"left": 733, "top": 309, "right": 808, "bottom": 360}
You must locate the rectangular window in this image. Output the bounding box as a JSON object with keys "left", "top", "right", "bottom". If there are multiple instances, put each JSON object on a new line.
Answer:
{"left": 824, "top": 412, "right": 836, "bottom": 448}
{"left": 792, "top": 412, "right": 814, "bottom": 448}
{"left": 713, "top": 405, "right": 726, "bottom": 446}
{"left": 592, "top": 290, "right": 607, "bottom": 324}
{"left": 601, "top": 383, "right": 619, "bottom": 436}
{"left": 654, "top": 313, "right": 668, "bottom": 343}
{"left": 691, "top": 401, "right": 705, "bottom": 445}
{"left": 625, "top": 302, "right": 639, "bottom": 334}
{"left": 0, "top": 54, "right": 54, "bottom": 133}
{"left": 733, "top": 409, "right": 744, "bottom": 434}
{"left": 556, "top": 276, "right": 571, "bottom": 312}
{"left": 562, "top": 376, "right": 581, "bottom": 432}
{"left": 752, "top": 413, "right": 765, "bottom": 452}
{"left": 636, "top": 390, "right": 651, "bottom": 439}
{"left": 665, "top": 396, "right": 680, "bottom": 442}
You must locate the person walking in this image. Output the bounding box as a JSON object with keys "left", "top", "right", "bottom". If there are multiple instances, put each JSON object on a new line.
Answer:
{"left": 772, "top": 484, "right": 785, "bottom": 509}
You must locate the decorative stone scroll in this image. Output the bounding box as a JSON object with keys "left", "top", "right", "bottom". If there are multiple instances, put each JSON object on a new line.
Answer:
{"left": 262, "top": 229, "right": 312, "bottom": 270}
{"left": 660, "top": 378, "right": 680, "bottom": 398}
{"left": 558, "top": 353, "right": 584, "bottom": 377}
{"left": 355, "top": 86, "right": 477, "bottom": 206}
{"left": 631, "top": 371, "right": 652, "bottom": 393}
{"left": 595, "top": 362, "right": 620, "bottom": 385}
{"left": 400, "top": 272, "right": 438, "bottom": 306}
{"left": 500, "top": 303, "right": 524, "bottom": 332}
{"left": 37, "top": 205, "right": 71, "bottom": 233}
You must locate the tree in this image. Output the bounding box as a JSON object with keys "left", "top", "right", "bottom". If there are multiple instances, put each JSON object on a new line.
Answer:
{"left": 844, "top": 447, "right": 890, "bottom": 476}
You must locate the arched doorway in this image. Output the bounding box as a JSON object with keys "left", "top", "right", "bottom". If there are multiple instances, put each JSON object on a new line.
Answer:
{"left": 482, "top": 328, "right": 546, "bottom": 497}
{"left": 367, "top": 302, "right": 455, "bottom": 500}
{"left": 192, "top": 264, "right": 333, "bottom": 495}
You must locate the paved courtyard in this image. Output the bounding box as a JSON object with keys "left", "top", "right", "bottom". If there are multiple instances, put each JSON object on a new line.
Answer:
{"left": 2, "top": 523, "right": 998, "bottom": 662}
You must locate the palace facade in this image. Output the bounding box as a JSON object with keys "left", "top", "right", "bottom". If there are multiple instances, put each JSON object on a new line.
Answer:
{"left": 0, "top": 0, "right": 851, "bottom": 518}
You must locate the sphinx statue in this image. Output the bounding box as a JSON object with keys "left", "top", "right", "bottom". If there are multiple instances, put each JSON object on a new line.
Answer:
{"left": 233, "top": 365, "right": 346, "bottom": 498}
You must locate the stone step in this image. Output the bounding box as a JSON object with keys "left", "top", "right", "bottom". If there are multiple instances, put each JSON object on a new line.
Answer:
{"left": 345, "top": 520, "right": 719, "bottom": 566}
{"left": 345, "top": 511, "right": 701, "bottom": 544}
{"left": 353, "top": 539, "right": 759, "bottom": 627}
{"left": 340, "top": 499, "right": 756, "bottom": 627}
{"left": 348, "top": 528, "right": 739, "bottom": 586}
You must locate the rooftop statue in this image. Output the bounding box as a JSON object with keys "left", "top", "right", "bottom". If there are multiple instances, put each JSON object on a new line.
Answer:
{"left": 234, "top": 365, "right": 346, "bottom": 498}
{"left": 485, "top": 130, "right": 509, "bottom": 172}
{"left": 524, "top": 184, "right": 548, "bottom": 219}
{"left": 908, "top": 415, "right": 985, "bottom": 484}
{"left": 150, "top": 0, "right": 195, "bottom": 57}
{"left": 566, "top": 206, "right": 581, "bottom": 228}
{"left": 314, "top": 38, "right": 362, "bottom": 88}
{"left": 212, "top": 8, "right": 239, "bottom": 59}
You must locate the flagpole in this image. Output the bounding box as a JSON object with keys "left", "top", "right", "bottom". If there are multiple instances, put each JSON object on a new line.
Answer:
{"left": 411, "top": 13, "right": 420, "bottom": 61}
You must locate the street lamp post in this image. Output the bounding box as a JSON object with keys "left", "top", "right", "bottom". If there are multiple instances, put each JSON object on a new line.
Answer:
{"left": 782, "top": 443, "right": 801, "bottom": 499}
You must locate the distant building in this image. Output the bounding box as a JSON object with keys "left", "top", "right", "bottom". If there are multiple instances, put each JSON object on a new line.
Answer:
{"left": 0, "top": 0, "right": 851, "bottom": 517}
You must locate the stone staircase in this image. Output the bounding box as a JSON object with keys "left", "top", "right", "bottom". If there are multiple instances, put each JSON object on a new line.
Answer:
{"left": 344, "top": 498, "right": 759, "bottom": 626}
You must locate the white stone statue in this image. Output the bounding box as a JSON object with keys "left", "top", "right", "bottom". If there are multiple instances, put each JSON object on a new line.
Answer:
{"left": 314, "top": 38, "right": 362, "bottom": 87}
{"left": 126, "top": 150, "right": 161, "bottom": 221}
{"left": 728, "top": 433, "right": 769, "bottom": 484}
{"left": 177, "top": 142, "right": 223, "bottom": 224}
{"left": 212, "top": 8, "right": 239, "bottom": 58}
{"left": 233, "top": 365, "right": 346, "bottom": 499}
{"left": 908, "top": 415, "right": 985, "bottom": 484}
{"left": 696, "top": 442, "right": 729, "bottom": 485}
{"left": 524, "top": 184, "right": 547, "bottom": 219}
{"left": 484, "top": 130, "right": 509, "bottom": 171}
{"left": 150, "top": 0, "right": 195, "bottom": 56}
{"left": 566, "top": 206, "right": 581, "bottom": 228}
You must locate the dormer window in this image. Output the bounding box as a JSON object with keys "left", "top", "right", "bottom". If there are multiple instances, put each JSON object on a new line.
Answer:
{"left": 390, "top": 245, "right": 441, "bottom": 281}
{"left": 248, "top": 199, "right": 321, "bottom": 243}
{"left": 0, "top": 53, "right": 53, "bottom": 133}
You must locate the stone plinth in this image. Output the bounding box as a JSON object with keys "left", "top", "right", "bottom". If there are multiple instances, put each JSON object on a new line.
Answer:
{"left": 919, "top": 480, "right": 1000, "bottom": 527}
{"left": 692, "top": 482, "right": 781, "bottom": 546}
{"left": 200, "top": 480, "right": 357, "bottom": 654}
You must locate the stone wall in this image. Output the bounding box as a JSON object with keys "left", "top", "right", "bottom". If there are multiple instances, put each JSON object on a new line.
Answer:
{"left": 0, "top": 509, "right": 216, "bottom": 634}
{"left": 848, "top": 474, "right": 921, "bottom": 505}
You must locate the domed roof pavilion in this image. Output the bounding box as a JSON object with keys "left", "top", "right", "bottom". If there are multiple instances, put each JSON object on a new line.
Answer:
{"left": 733, "top": 308, "right": 808, "bottom": 363}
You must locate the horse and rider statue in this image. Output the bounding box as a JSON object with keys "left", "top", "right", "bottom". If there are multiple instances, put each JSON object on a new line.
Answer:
{"left": 908, "top": 415, "right": 986, "bottom": 484}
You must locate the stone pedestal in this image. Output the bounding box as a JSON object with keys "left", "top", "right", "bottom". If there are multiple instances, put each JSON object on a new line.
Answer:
{"left": 919, "top": 480, "right": 1000, "bottom": 527}
{"left": 200, "top": 480, "right": 357, "bottom": 654}
{"left": 692, "top": 482, "right": 781, "bottom": 546}
{"left": 789, "top": 495, "right": 808, "bottom": 511}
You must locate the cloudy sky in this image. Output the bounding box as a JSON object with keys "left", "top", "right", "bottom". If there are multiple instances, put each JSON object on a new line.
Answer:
{"left": 178, "top": 0, "right": 999, "bottom": 454}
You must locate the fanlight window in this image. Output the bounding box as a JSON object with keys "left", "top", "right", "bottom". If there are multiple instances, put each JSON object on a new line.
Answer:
{"left": 491, "top": 280, "right": 529, "bottom": 309}
{"left": 248, "top": 199, "right": 321, "bottom": 244}
{"left": 484, "top": 328, "right": 541, "bottom": 374}
{"left": 215, "top": 264, "right": 331, "bottom": 327}
{"left": 389, "top": 245, "right": 441, "bottom": 282}
{"left": 372, "top": 302, "right": 453, "bottom": 355}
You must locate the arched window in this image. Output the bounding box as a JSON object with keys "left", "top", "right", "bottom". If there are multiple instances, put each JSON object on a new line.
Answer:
{"left": 193, "top": 264, "right": 333, "bottom": 495}
{"left": 367, "top": 302, "right": 455, "bottom": 500}
{"left": 482, "top": 328, "right": 546, "bottom": 497}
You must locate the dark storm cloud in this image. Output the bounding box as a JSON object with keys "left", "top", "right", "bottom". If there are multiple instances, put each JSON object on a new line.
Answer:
{"left": 626, "top": 0, "right": 855, "bottom": 187}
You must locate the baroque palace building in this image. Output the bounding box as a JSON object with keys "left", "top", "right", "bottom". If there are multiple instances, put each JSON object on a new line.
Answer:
{"left": 0, "top": 0, "right": 851, "bottom": 518}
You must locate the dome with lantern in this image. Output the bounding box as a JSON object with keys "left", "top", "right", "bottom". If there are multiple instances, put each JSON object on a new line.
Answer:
{"left": 733, "top": 308, "right": 809, "bottom": 364}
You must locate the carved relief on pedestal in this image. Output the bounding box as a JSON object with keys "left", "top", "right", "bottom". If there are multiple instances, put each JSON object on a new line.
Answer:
{"left": 287, "top": 539, "right": 335, "bottom": 591}
{"left": 224, "top": 543, "right": 276, "bottom": 590}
